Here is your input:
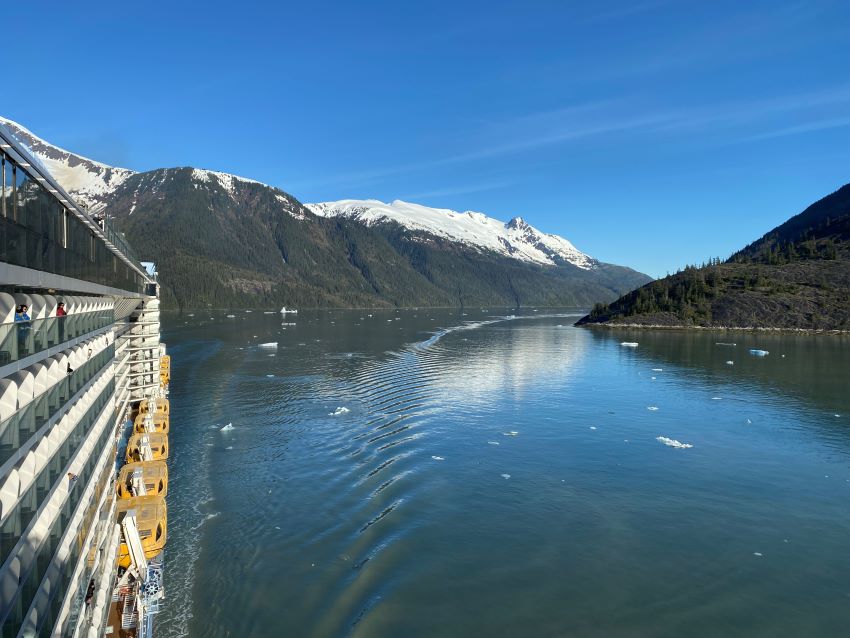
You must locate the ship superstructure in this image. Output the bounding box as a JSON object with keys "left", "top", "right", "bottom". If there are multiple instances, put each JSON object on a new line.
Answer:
{"left": 0, "top": 122, "right": 169, "bottom": 637}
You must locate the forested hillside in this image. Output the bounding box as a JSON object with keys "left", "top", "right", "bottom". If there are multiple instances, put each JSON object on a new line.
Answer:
{"left": 577, "top": 184, "right": 850, "bottom": 330}
{"left": 106, "top": 168, "right": 650, "bottom": 309}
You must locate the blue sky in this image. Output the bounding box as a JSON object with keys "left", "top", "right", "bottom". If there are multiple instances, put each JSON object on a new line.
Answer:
{"left": 5, "top": 0, "right": 849, "bottom": 277}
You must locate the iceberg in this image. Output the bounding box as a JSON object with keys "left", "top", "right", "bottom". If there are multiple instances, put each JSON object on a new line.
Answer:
{"left": 656, "top": 436, "right": 692, "bottom": 449}
{"left": 620, "top": 342, "right": 639, "bottom": 348}
{"left": 749, "top": 349, "right": 769, "bottom": 357}
{"left": 259, "top": 342, "right": 278, "bottom": 349}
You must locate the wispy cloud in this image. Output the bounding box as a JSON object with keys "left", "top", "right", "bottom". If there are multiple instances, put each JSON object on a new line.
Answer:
{"left": 734, "top": 116, "right": 850, "bottom": 143}
{"left": 290, "top": 85, "right": 850, "bottom": 193}
{"left": 399, "top": 180, "right": 515, "bottom": 202}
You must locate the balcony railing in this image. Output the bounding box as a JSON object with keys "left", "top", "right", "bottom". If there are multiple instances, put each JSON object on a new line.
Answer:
{"left": 0, "top": 311, "right": 114, "bottom": 366}
{"left": 0, "top": 346, "right": 114, "bottom": 467}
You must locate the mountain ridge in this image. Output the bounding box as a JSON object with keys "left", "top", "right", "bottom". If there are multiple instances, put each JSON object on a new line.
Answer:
{"left": 0, "top": 116, "right": 651, "bottom": 309}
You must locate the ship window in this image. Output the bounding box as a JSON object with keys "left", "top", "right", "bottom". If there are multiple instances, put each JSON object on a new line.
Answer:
{"left": 1, "top": 154, "right": 6, "bottom": 218}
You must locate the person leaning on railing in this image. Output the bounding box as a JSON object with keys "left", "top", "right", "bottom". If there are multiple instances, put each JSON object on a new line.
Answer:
{"left": 56, "top": 300, "right": 67, "bottom": 341}
{"left": 14, "top": 305, "right": 31, "bottom": 358}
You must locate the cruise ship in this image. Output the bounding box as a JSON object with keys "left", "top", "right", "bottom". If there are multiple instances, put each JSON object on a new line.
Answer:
{"left": 0, "top": 123, "right": 170, "bottom": 637}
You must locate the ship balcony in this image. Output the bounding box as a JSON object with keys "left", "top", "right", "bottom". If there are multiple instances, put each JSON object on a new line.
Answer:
{"left": 0, "top": 293, "right": 115, "bottom": 369}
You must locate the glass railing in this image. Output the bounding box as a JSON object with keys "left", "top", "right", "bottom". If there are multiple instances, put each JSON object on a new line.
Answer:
{"left": 100, "top": 216, "right": 144, "bottom": 270}
{"left": 0, "top": 346, "right": 114, "bottom": 467}
{"left": 0, "top": 311, "right": 114, "bottom": 366}
{"left": 2, "top": 403, "right": 114, "bottom": 638}
{"left": 0, "top": 379, "right": 114, "bottom": 572}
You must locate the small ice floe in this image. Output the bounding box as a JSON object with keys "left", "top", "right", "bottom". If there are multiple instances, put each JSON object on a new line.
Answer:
{"left": 749, "top": 349, "right": 769, "bottom": 357}
{"left": 329, "top": 407, "right": 350, "bottom": 416}
{"left": 220, "top": 423, "right": 234, "bottom": 432}
{"left": 259, "top": 342, "right": 278, "bottom": 349}
{"left": 651, "top": 376, "right": 656, "bottom": 380}
{"left": 266, "top": 374, "right": 275, "bottom": 378}
{"left": 589, "top": 426, "right": 597, "bottom": 430}
{"left": 432, "top": 455, "right": 445, "bottom": 461}
{"left": 656, "top": 436, "right": 692, "bottom": 449}
{"left": 726, "top": 360, "right": 734, "bottom": 365}
{"left": 225, "top": 446, "right": 234, "bottom": 450}
{"left": 263, "top": 311, "right": 275, "bottom": 314}
{"left": 245, "top": 310, "right": 252, "bottom": 313}
{"left": 711, "top": 397, "right": 722, "bottom": 400}
{"left": 500, "top": 473, "right": 511, "bottom": 479}
{"left": 834, "top": 414, "right": 841, "bottom": 418}
{"left": 503, "top": 431, "right": 519, "bottom": 436}
{"left": 621, "top": 342, "right": 639, "bottom": 348}
{"left": 274, "top": 526, "right": 281, "bottom": 529}
{"left": 487, "top": 441, "right": 500, "bottom": 445}
{"left": 753, "top": 552, "right": 763, "bottom": 557}
{"left": 226, "top": 314, "right": 235, "bottom": 318}
{"left": 716, "top": 342, "right": 736, "bottom": 347}
{"left": 746, "top": 419, "right": 752, "bottom": 424}
{"left": 647, "top": 406, "right": 659, "bottom": 411}
{"left": 652, "top": 368, "right": 663, "bottom": 372}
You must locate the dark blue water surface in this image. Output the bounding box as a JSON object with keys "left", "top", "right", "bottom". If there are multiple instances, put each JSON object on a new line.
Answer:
{"left": 156, "top": 309, "right": 850, "bottom": 637}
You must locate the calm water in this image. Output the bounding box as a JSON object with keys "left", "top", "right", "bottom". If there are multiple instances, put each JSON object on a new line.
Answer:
{"left": 156, "top": 309, "right": 850, "bottom": 637}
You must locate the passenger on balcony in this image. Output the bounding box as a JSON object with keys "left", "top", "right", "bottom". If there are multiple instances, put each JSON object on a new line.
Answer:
{"left": 57, "top": 301, "right": 67, "bottom": 341}
{"left": 15, "top": 304, "right": 31, "bottom": 358}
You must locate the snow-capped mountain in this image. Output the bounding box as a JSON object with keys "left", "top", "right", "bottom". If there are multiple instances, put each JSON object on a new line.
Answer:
{"left": 0, "top": 117, "right": 135, "bottom": 209}
{"left": 306, "top": 200, "right": 595, "bottom": 270}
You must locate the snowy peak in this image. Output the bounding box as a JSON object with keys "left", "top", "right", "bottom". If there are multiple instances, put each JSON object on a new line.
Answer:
{"left": 306, "top": 199, "right": 595, "bottom": 269}
{"left": 0, "top": 117, "right": 135, "bottom": 209}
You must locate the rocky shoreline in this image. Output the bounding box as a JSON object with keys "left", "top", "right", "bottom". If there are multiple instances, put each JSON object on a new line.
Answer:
{"left": 576, "top": 322, "right": 850, "bottom": 335}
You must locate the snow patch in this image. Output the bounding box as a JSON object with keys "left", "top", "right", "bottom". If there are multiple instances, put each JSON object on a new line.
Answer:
{"left": 305, "top": 199, "right": 596, "bottom": 269}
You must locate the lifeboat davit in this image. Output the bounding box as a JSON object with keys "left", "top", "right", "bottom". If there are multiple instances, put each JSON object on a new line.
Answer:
{"left": 139, "top": 398, "right": 170, "bottom": 416}
{"left": 125, "top": 432, "right": 169, "bottom": 463}
{"left": 117, "top": 495, "right": 167, "bottom": 568}
{"left": 117, "top": 460, "right": 169, "bottom": 499}
{"left": 133, "top": 412, "right": 170, "bottom": 434}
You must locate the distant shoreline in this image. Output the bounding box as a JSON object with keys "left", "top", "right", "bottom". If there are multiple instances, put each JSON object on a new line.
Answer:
{"left": 576, "top": 322, "right": 850, "bottom": 335}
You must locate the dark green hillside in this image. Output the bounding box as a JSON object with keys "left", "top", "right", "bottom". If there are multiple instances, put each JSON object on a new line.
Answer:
{"left": 577, "top": 184, "right": 850, "bottom": 330}
{"left": 106, "top": 168, "right": 649, "bottom": 309}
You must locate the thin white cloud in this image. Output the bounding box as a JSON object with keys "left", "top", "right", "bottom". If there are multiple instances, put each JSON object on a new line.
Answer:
{"left": 735, "top": 116, "right": 850, "bottom": 142}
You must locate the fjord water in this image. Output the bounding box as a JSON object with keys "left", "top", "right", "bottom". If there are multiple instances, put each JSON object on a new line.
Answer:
{"left": 158, "top": 310, "right": 850, "bottom": 637}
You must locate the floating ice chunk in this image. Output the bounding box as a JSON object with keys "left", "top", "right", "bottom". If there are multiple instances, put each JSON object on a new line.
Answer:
{"left": 275, "top": 526, "right": 281, "bottom": 529}
{"left": 651, "top": 376, "right": 656, "bottom": 380}
{"left": 746, "top": 419, "right": 752, "bottom": 424}
{"left": 225, "top": 446, "right": 233, "bottom": 450}
{"left": 487, "top": 441, "right": 500, "bottom": 445}
{"left": 259, "top": 342, "right": 278, "bottom": 349}
{"left": 834, "top": 414, "right": 841, "bottom": 418}
{"left": 726, "top": 360, "right": 734, "bottom": 365}
{"left": 621, "top": 342, "right": 639, "bottom": 348}
{"left": 656, "top": 436, "right": 692, "bottom": 449}
{"left": 266, "top": 374, "right": 275, "bottom": 378}
{"left": 264, "top": 311, "right": 275, "bottom": 314}
{"left": 711, "top": 397, "right": 722, "bottom": 400}
{"left": 503, "top": 431, "right": 519, "bottom": 436}
{"left": 753, "top": 552, "right": 763, "bottom": 557}
{"left": 500, "top": 474, "right": 511, "bottom": 479}
{"left": 589, "top": 426, "right": 597, "bottom": 430}
{"left": 432, "top": 455, "right": 445, "bottom": 461}
{"left": 329, "top": 407, "right": 350, "bottom": 416}
{"left": 749, "top": 349, "right": 769, "bottom": 357}
{"left": 220, "top": 423, "right": 234, "bottom": 432}
{"left": 226, "top": 314, "right": 235, "bottom": 318}
{"left": 716, "top": 342, "right": 736, "bottom": 346}
{"left": 647, "top": 406, "right": 659, "bottom": 411}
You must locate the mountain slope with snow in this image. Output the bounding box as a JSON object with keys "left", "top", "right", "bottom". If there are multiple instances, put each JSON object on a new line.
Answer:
{"left": 0, "top": 117, "right": 135, "bottom": 209}
{"left": 306, "top": 199, "right": 595, "bottom": 269}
